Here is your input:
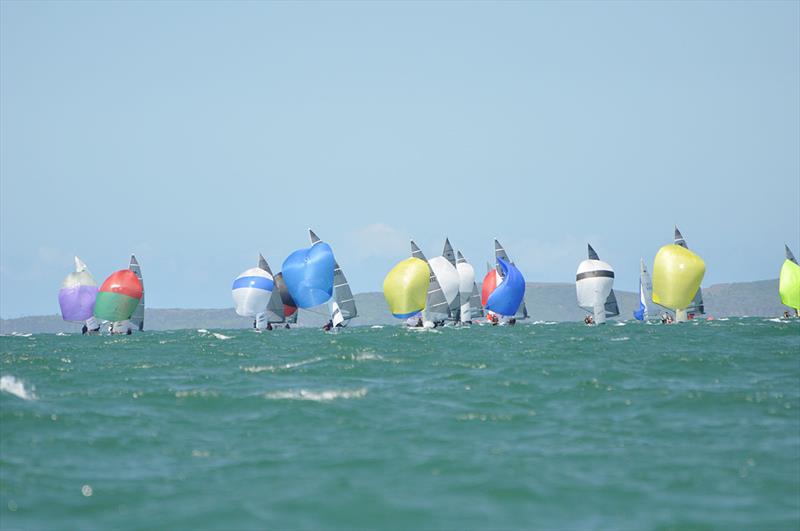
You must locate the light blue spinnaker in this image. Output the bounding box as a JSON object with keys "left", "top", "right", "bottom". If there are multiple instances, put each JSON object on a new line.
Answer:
{"left": 281, "top": 242, "right": 335, "bottom": 309}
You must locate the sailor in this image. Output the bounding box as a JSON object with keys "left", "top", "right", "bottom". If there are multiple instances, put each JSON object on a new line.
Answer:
{"left": 508, "top": 318, "right": 517, "bottom": 326}
{"left": 82, "top": 324, "right": 88, "bottom": 335}
{"left": 322, "top": 320, "right": 333, "bottom": 331}
{"left": 784, "top": 311, "right": 791, "bottom": 319}
{"left": 490, "top": 314, "right": 499, "bottom": 326}
{"left": 285, "top": 324, "right": 291, "bottom": 329}
{"left": 266, "top": 322, "right": 274, "bottom": 331}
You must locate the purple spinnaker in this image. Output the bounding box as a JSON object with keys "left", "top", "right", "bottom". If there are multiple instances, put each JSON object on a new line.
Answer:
{"left": 59, "top": 285, "right": 99, "bottom": 322}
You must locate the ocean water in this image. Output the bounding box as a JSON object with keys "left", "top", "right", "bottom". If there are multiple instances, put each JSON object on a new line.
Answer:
{"left": 1, "top": 318, "right": 798, "bottom": 530}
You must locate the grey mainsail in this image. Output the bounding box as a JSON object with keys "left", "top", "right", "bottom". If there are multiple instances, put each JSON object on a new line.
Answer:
{"left": 128, "top": 255, "right": 144, "bottom": 331}
{"left": 332, "top": 260, "right": 357, "bottom": 322}
{"left": 493, "top": 239, "right": 528, "bottom": 319}
{"left": 309, "top": 228, "right": 358, "bottom": 324}
{"left": 260, "top": 255, "right": 286, "bottom": 324}
{"left": 443, "top": 239, "right": 460, "bottom": 319}
{"left": 674, "top": 227, "right": 704, "bottom": 314}
{"left": 443, "top": 238, "right": 457, "bottom": 267}
{"left": 470, "top": 282, "right": 484, "bottom": 317}
{"left": 786, "top": 244, "right": 798, "bottom": 264}
{"left": 411, "top": 240, "right": 450, "bottom": 318}
{"left": 604, "top": 290, "right": 620, "bottom": 317}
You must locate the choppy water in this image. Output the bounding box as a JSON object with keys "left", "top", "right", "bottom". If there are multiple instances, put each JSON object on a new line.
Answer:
{"left": 1, "top": 318, "right": 799, "bottom": 530}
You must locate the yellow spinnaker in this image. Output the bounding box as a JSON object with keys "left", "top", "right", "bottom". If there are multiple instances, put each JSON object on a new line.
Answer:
{"left": 383, "top": 257, "right": 430, "bottom": 318}
{"left": 652, "top": 244, "right": 705, "bottom": 311}
{"left": 779, "top": 259, "right": 800, "bottom": 310}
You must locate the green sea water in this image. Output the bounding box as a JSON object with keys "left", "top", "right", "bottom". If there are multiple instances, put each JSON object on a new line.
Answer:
{"left": 1, "top": 318, "right": 798, "bottom": 530}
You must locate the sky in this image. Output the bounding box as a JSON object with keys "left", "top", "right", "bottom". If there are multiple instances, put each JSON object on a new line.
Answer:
{"left": 1, "top": 1, "right": 798, "bottom": 318}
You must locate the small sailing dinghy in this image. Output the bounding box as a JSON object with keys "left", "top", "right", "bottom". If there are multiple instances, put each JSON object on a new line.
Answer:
{"left": 652, "top": 227, "right": 706, "bottom": 323}
{"left": 575, "top": 244, "right": 619, "bottom": 325}
{"left": 383, "top": 252, "right": 430, "bottom": 322}
{"left": 411, "top": 240, "right": 451, "bottom": 326}
{"left": 633, "top": 258, "right": 653, "bottom": 321}
{"left": 779, "top": 245, "right": 800, "bottom": 316}
{"left": 493, "top": 239, "right": 528, "bottom": 320}
{"left": 455, "top": 251, "right": 479, "bottom": 323}
{"left": 58, "top": 256, "right": 100, "bottom": 332}
{"left": 262, "top": 254, "right": 299, "bottom": 328}
{"left": 128, "top": 255, "right": 144, "bottom": 331}
{"left": 309, "top": 229, "right": 358, "bottom": 327}
{"left": 232, "top": 257, "right": 275, "bottom": 328}
{"left": 94, "top": 269, "right": 144, "bottom": 333}
{"left": 427, "top": 238, "right": 461, "bottom": 324}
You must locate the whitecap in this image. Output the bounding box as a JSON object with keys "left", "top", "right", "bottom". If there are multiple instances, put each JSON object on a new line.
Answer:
{"left": 56, "top": 332, "right": 69, "bottom": 336}
{"left": 197, "top": 329, "right": 209, "bottom": 334}
{"left": 370, "top": 325, "right": 384, "bottom": 329}
{"left": 610, "top": 337, "right": 630, "bottom": 342}
{"left": 0, "top": 375, "right": 36, "bottom": 400}
{"left": 243, "top": 356, "right": 324, "bottom": 373}
{"left": 613, "top": 322, "right": 626, "bottom": 327}
{"left": 263, "top": 388, "right": 368, "bottom": 402}
{"left": 212, "top": 333, "right": 232, "bottom": 340}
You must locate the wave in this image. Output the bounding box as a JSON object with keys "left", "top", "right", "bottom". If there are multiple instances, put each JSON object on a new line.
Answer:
{"left": 263, "top": 388, "right": 368, "bottom": 402}
{"left": 243, "top": 356, "right": 325, "bottom": 373}
{"left": 0, "top": 375, "right": 36, "bottom": 400}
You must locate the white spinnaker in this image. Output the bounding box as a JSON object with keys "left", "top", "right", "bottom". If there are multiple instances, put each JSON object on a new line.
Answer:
{"left": 456, "top": 260, "right": 475, "bottom": 322}
{"left": 428, "top": 256, "right": 460, "bottom": 314}
{"left": 576, "top": 259, "right": 615, "bottom": 324}
{"left": 232, "top": 268, "right": 274, "bottom": 317}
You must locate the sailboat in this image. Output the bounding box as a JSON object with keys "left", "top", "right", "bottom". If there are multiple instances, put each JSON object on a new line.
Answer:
{"left": 232, "top": 258, "right": 275, "bottom": 328}
{"left": 633, "top": 258, "right": 653, "bottom": 321}
{"left": 779, "top": 245, "right": 800, "bottom": 316}
{"left": 383, "top": 253, "right": 430, "bottom": 321}
{"left": 427, "top": 238, "right": 461, "bottom": 323}
{"left": 455, "top": 251, "right": 480, "bottom": 323}
{"left": 262, "top": 254, "right": 299, "bottom": 327}
{"left": 575, "top": 244, "right": 619, "bottom": 325}
{"left": 94, "top": 269, "right": 144, "bottom": 333}
{"left": 652, "top": 226, "right": 706, "bottom": 323}
{"left": 411, "top": 240, "right": 450, "bottom": 326}
{"left": 493, "top": 239, "right": 529, "bottom": 320}
{"left": 58, "top": 256, "right": 100, "bottom": 332}
{"left": 128, "top": 255, "right": 144, "bottom": 331}
{"left": 485, "top": 257, "right": 526, "bottom": 318}
{"left": 308, "top": 229, "right": 358, "bottom": 327}
{"left": 673, "top": 227, "right": 705, "bottom": 317}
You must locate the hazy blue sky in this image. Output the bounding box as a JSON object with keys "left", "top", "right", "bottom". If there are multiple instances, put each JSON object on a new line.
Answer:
{"left": 1, "top": 1, "right": 798, "bottom": 318}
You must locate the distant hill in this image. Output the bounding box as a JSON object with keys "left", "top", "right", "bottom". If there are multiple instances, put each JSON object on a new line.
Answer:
{"left": 0, "top": 280, "right": 787, "bottom": 334}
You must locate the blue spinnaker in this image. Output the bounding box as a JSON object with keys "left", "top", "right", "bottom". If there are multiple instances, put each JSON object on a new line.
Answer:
{"left": 485, "top": 258, "right": 525, "bottom": 316}
{"left": 281, "top": 242, "right": 335, "bottom": 308}
{"left": 633, "top": 278, "right": 646, "bottom": 321}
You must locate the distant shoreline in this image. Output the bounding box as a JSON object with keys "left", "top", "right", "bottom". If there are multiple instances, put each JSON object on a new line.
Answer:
{"left": 0, "top": 279, "right": 786, "bottom": 334}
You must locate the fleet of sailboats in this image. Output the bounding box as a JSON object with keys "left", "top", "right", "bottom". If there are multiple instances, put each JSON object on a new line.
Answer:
{"left": 56, "top": 227, "right": 799, "bottom": 333}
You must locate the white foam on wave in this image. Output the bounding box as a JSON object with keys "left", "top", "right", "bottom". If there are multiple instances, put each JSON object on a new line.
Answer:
{"left": 613, "top": 322, "right": 627, "bottom": 327}
{"left": 243, "top": 356, "right": 325, "bottom": 373}
{"left": 610, "top": 336, "right": 630, "bottom": 342}
{"left": 197, "top": 329, "right": 209, "bottom": 334}
{"left": 56, "top": 332, "right": 69, "bottom": 336}
{"left": 0, "top": 375, "right": 36, "bottom": 400}
{"left": 263, "top": 388, "right": 368, "bottom": 402}
{"left": 370, "top": 325, "right": 384, "bottom": 329}
{"left": 212, "top": 333, "right": 232, "bottom": 340}
{"left": 11, "top": 332, "right": 32, "bottom": 337}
